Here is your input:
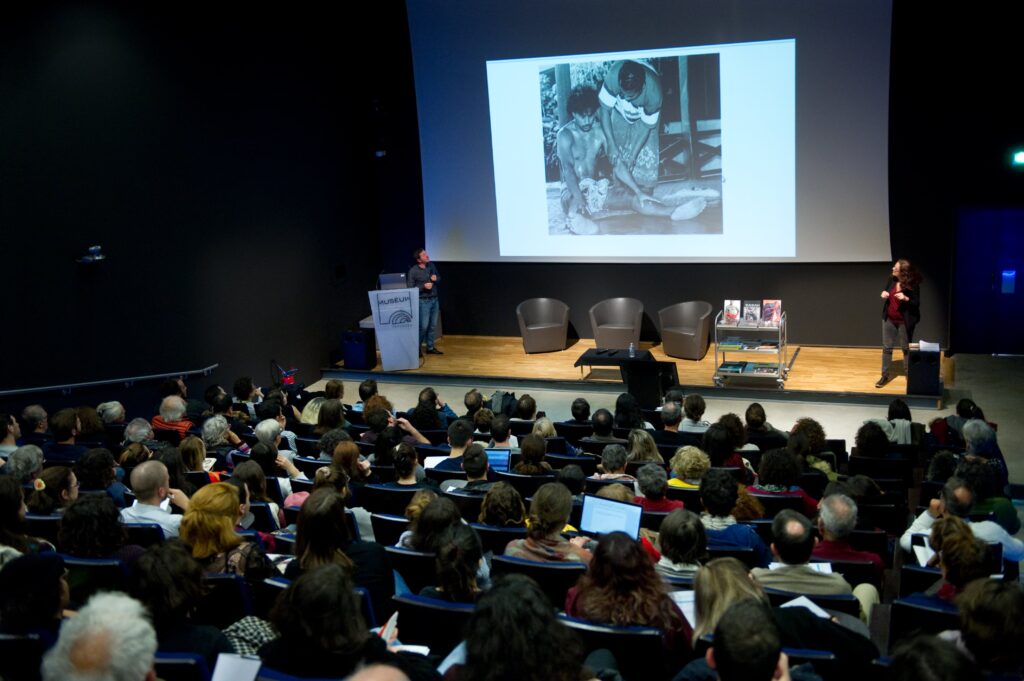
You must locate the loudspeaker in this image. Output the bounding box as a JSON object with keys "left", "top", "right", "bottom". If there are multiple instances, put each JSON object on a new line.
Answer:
{"left": 907, "top": 350, "right": 941, "bottom": 396}
{"left": 342, "top": 329, "right": 377, "bottom": 370}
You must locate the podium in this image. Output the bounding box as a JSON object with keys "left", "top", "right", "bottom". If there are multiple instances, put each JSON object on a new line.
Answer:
{"left": 367, "top": 287, "right": 420, "bottom": 371}
{"left": 907, "top": 349, "right": 941, "bottom": 396}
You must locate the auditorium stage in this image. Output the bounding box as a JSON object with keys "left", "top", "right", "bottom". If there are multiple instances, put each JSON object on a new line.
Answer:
{"left": 326, "top": 335, "right": 949, "bottom": 409}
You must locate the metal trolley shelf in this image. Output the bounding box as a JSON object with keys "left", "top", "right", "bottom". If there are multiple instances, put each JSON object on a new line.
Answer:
{"left": 713, "top": 311, "right": 788, "bottom": 388}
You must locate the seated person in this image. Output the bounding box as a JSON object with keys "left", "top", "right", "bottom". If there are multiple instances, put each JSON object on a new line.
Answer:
{"left": 532, "top": 417, "right": 580, "bottom": 456}
{"left": 477, "top": 482, "right": 526, "bottom": 528}
{"left": 655, "top": 509, "right": 707, "bottom": 578}
{"left": 439, "top": 444, "right": 492, "bottom": 493}
{"left": 119, "top": 460, "right": 190, "bottom": 538}
{"left": 698, "top": 469, "right": 771, "bottom": 568}
{"left": 747, "top": 449, "right": 818, "bottom": 518}
{"left": 380, "top": 443, "right": 436, "bottom": 490}
{"left": 669, "top": 446, "right": 710, "bottom": 488}
{"left": 420, "top": 524, "right": 484, "bottom": 603}
{"left": 627, "top": 428, "right": 663, "bottom": 464}
{"left": 680, "top": 394, "right": 711, "bottom": 433}
{"left": 812, "top": 493, "right": 885, "bottom": 584}
{"left": 0, "top": 553, "right": 69, "bottom": 650}
{"left": 504, "top": 483, "right": 590, "bottom": 563}
{"left": 652, "top": 400, "right": 690, "bottom": 446}
{"left": 581, "top": 409, "right": 625, "bottom": 444}
{"left": 512, "top": 434, "right": 553, "bottom": 475}
{"left": 590, "top": 444, "right": 636, "bottom": 482}
{"left": 634, "top": 463, "right": 684, "bottom": 512}
{"left": 488, "top": 414, "right": 519, "bottom": 451}
{"left": 956, "top": 457, "right": 1020, "bottom": 534}
{"left": 563, "top": 397, "right": 591, "bottom": 425}
{"left": 910, "top": 515, "right": 990, "bottom": 606}
{"left": 701, "top": 423, "right": 746, "bottom": 473}
{"left": 752, "top": 509, "right": 879, "bottom": 620}
{"left": 431, "top": 420, "right": 475, "bottom": 472}
{"left": 939, "top": 579, "right": 1024, "bottom": 677}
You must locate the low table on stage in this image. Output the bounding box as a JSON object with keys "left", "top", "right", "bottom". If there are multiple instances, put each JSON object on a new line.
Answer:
{"left": 574, "top": 348, "right": 654, "bottom": 378}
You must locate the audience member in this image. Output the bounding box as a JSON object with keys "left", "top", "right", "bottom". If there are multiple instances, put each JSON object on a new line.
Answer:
{"left": 232, "top": 376, "right": 263, "bottom": 419}
{"left": 704, "top": 600, "right": 789, "bottom": 681}
{"left": 74, "top": 406, "right": 106, "bottom": 443}
{"left": 472, "top": 408, "right": 494, "bottom": 436}
{"left": 512, "top": 434, "right": 552, "bottom": 475}
{"left": 179, "top": 482, "right": 272, "bottom": 582}
{"left": 920, "top": 515, "right": 991, "bottom": 604}
{"left": 381, "top": 443, "right": 434, "bottom": 490}
{"left": 455, "top": 573, "right": 586, "bottom": 681}
{"left": 889, "top": 634, "right": 982, "bottom": 681}
{"left": 154, "top": 446, "right": 198, "bottom": 497}
{"left": 398, "top": 497, "right": 462, "bottom": 552}
{"left": 653, "top": 400, "right": 689, "bottom": 446}
{"left": 232, "top": 460, "right": 283, "bottom": 528}
{"left": 351, "top": 378, "right": 379, "bottom": 413}
{"left": 59, "top": 495, "right": 143, "bottom": 564}
{"left": 488, "top": 414, "right": 519, "bottom": 451}
{"left": 151, "top": 395, "right": 194, "bottom": 441}
{"left": 591, "top": 444, "right": 636, "bottom": 482}
{"left": 701, "top": 423, "right": 744, "bottom": 471}
{"left": 250, "top": 442, "right": 306, "bottom": 497}
{"left": 681, "top": 394, "right": 710, "bottom": 433}
{"left": 119, "top": 442, "right": 154, "bottom": 475}
{"left": 854, "top": 421, "right": 892, "bottom": 459}
{"left": 752, "top": 509, "right": 879, "bottom": 620}
{"left": 314, "top": 398, "right": 350, "bottom": 436}
{"left": 0, "top": 412, "right": 21, "bottom": 459}
{"left": 128, "top": 540, "right": 234, "bottom": 667}
{"left": 26, "top": 465, "right": 79, "bottom": 515}
{"left": 0, "top": 552, "right": 68, "bottom": 649}
{"left": 585, "top": 408, "right": 623, "bottom": 443}
{"left": 698, "top": 469, "right": 770, "bottom": 567}
{"left": 655, "top": 509, "right": 707, "bottom": 578}
{"left": 635, "top": 463, "right": 683, "bottom": 512}
{"left": 6, "top": 444, "right": 44, "bottom": 485}
{"left": 259, "top": 564, "right": 437, "bottom": 680}
{"left": 285, "top": 488, "right": 392, "bottom": 621}
{"left": 75, "top": 447, "right": 129, "bottom": 507}
{"left": 566, "top": 531, "right": 691, "bottom": 658}
{"left": 927, "top": 450, "right": 960, "bottom": 483}
{"left": 504, "top": 482, "right": 590, "bottom": 562}
{"left": 20, "top": 405, "right": 50, "bottom": 446}
{"left": 613, "top": 393, "right": 649, "bottom": 430}
{"left": 956, "top": 457, "right": 1019, "bottom": 534}
{"left": 420, "top": 523, "right": 484, "bottom": 603}
{"left": 669, "top": 446, "right": 710, "bottom": 488}
{"left": 942, "top": 578, "right": 1024, "bottom": 676}
{"left": 567, "top": 397, "right": 591, "bottom": 424}
{"left": 477, "top": 482, "right": 526, "bottom": 527}
{"left": 463, "top": 388, "right": 486, "bottom": 419}
{"left": 813, "top": 494, "right": 885, "bottom": 583}
{"left": 120, "top": 460, "right": 190, "bottom": 538}
{"left": 744, "top": 402, "right": 788, "bottom": 439}
{"left": 41, "top": 408, "right": 87, "bottom": 463}
{"left": 748, "top": 449, "right": 818, "bottom": 517}
{"left": 512, "top": 394, "right": 537, "bottom": 421}
{"left": 256, "top": 401, "right": 297, "bottom": 452}
{"left": 41, "top": 592, "right": 157, "bottom": 681}
{"left": 1, "top": 476, "right": 52, "bottom": 567}
{"left": 718, "top": 413, "right": 757, "bottom": 454}
{"left": 627, "top": 428, "right": 663, "bottom": 464}
{"left": 899, "top": 476, "right": 1024, "bottom": 560}
{"left": 440, "top": 443, "right": 492, "bottom": 493}
{"left": 432, "top": 420, "right": 475, "bottom": 472}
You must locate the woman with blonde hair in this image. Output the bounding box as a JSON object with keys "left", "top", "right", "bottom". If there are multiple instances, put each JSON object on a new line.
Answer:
{"left": 180, "top": 435, "right": 221, "bottom": 483}
{"left": 530, "top": 417, "right": 581, "bottom": 457}
{"left": 179, "top": 482, "right": 272, "bottom": 582}
{"left": 669, "top": 446, "right": 709, "bottom": 488}
{"left": 627, "top": 428, "right": 663, "bottom": 464}
{"left": 692, "top": 557, "right": 880, "bottom": 666}
{"left": 118, "top": 442, "right": 152, "bottom": 473}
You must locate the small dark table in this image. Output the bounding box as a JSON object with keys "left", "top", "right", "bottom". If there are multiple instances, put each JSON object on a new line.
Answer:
{"left": 574, "top": 348, "right": 654, "bottom": 379}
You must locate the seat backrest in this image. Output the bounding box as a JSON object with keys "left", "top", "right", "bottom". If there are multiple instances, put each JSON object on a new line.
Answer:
{"left": 763, "top": 588, "right": 861, "bottom": 617}
{"left": 546, "top": 453, "right": 599, "bottom": 476}
{"left": 393, "top": 594, "right": 475, "bottom": 659}
{"left": 292, "top": 456, "right": 326, "bottom": 478}
{"left": 706, "top": 546, "right": 759, "bottom": 569}
{"left": 508, "top": 420, "right": 536, "bottom": 437}
{"left": 848, "top": 529, "right": 891, "bottom": 567}
{"left": 0, "top": 633, "right": 46, "bottom": 681}
{"left": 384, "top": 546, "right": 437, "bottom": 595}
{"left": 61, "top": 555, "right": 128, "bottom": 608}
{"left": 122, "top": 522, "right": 166, "bottom": 547}
{"left": 584, "top": 477, "right": 634, "bottom": 495}
{"left": 517, "top": 297, "right": 569, "bottom": 325}
{"left": 494, "top": 471, "right": 556, "bottom": 498}
{"left": 154, "top": 652, "right": 211, "bottom": 681}
{"left": 469, "top": 523, "right": 527, "bottom": 555}
{"left": 490, "top": 555, "right": 587, "bottom": 608}
{"left": 749, "top": 493, "right": 803, "bottom": 517}
{"left": 849, "top": 456, "right": 914, "bottom": 486}
{"left": 370, "top": 513, "right": 410, "bottom": 547}
{"left": 442, "top": 489, "right": 487, "bottom": 523}
{"left": 554, "top": 421, "right": 594, "bottom": 444}
{"left": 185, "top": 470, "right": 211, "bottom": 490}
{"left": 25, "top": 513, "right": 62, "bottom": 545}
{"left": 811, "top": 559, "right": 879, "bottom": 589}
{"left": 559, "top": 615, "right": 672, "bottom": 681}
{"left": 665, "top": 486, "right": 703, "bottom": 511}
{"left": 889, "top": 597, "right": 960, "bottom": 649}
{"left": 640, "top": 511, "right": 670, "bottom": 531}
{"left": 590, "top": 297, "right": 643, "bottom": 326}
{"left": 360, "top": 485, "right": 419, "bottom": 516}
{"left": 248, "top": 502, "right": 279, "bottom": 532}
{"left": 194, "top": 572, "right": 253, "bottom": 629}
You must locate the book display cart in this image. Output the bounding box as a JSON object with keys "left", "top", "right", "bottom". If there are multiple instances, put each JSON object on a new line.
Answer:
{"left": 713, "top": 310, "right": 789, "bottom": 388}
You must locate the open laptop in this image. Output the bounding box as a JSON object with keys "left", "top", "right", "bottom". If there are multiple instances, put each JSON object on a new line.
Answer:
{"left": 378, "top": 272, "right": 407, "bottom": 290}
{"left": 579, "top": 494, "right": 643, "bottom": 540}
{"left": 484, "top": 448, "right": 512, "bottom": 473}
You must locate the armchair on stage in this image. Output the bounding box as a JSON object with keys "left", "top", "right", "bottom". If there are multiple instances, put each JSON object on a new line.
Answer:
{"left": 589, "top": 297, "right": 643, "bottom": 349}
{"left": 516, "top": 298, "right": 570, "bottom": 353}
{"left": 658, "top": 301, "right": 712, "bottom": 360}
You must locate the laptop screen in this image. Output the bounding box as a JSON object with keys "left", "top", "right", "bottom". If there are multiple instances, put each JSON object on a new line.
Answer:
{"left": 485, "top": 448, "right": 512, "bottom": 473}
{"left": 580, "top": 493, "right": 643, "bottom": 540}
{"left": 378, "top": 272, "right": 408, "bottom": 290}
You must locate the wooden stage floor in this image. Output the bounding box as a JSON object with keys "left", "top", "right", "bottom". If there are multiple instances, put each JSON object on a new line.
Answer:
{"left": 343, "top": 335, "right": 947, "bottom": 405}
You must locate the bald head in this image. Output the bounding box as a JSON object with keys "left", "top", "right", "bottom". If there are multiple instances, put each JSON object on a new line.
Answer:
{"left": 348, "top": 665, "right": 411, "bottom": 681}
{"left": 130, "top": 460, "right": 170, "bottom": 503}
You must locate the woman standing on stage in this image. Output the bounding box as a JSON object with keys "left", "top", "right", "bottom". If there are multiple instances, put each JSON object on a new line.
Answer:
{"left": 877, "top": 258, "right": 921, "bottom": 387}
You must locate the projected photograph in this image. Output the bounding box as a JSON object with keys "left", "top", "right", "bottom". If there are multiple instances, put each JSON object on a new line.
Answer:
{"left": 541, "top": 55, "right": 722, "bottom": 236}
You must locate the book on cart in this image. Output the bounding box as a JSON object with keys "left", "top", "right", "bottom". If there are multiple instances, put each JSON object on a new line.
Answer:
{"left": 718, "top": 336, "right": 744, "bottom": 350}
{"left": 761, "top": 299, "right": 782, "bottom": 326}
{"left": 722, "top": 300, "right": 741, "bottom": 325}
{"left": 743, "top": 362, "right": 780, "bottom": 375}
{"left": 739, "top": 300, "right": 762, "bottom": 327}
{"left": 719, "top": 361, "right": 748, "bottom": 374}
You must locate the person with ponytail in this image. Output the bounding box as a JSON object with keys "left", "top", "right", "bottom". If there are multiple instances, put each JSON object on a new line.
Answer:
{"left": 420, "top": 523, "right": 484, "bottom": 603}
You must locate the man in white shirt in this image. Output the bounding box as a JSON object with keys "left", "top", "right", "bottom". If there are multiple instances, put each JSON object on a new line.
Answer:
{"left": 119, "top": 461, "right": 190, "bottom": 538}
{"left": 899, "top": 476, "right": 1024, "bottom": 561}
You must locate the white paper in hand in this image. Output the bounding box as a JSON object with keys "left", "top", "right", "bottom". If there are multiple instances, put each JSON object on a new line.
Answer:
{"left": 780, "top": 596, "right": 830, "bottom": 619}
{"left": 211, "top": 654, "right": 261, "bottom": 681}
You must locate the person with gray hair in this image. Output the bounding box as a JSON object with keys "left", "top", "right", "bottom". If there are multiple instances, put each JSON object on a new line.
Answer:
{"left": 124, "top": 417, "right": 155, "bottom": 444}
{"left": 634, "top": 463, "right": 684, "bottom": 512}
{"left": 6, "top": 445, "right": 44, "bottom": 484}
{"left": 42, "top": 591, "right": 158, "bottom": 681}
{"left": 20, "top": 404, "right": 49, "bottom": 442}
{"left": 961, "top": 418, "right": 1009, "bottom": 489}
{"left": 255, "top": 418, "right": 295, "bottom": 462}
{"left": 812, "top": 493, "right": 884, "bottom": 583}
{"left": 900, "top": 476, "right": 1024, "bottom": 560}
{"left": 201, "top": 414, "right": 250, "bottom": 461}
{"left": 151, "top": 395, "right": 194, "bottom": 441}
{"left": 96, "top": 401, "right": 126, "bottom": 425}
{"left": 590, "top": 444, "right": 636, "bottom": 485}
{"left": 653, "top": 400, "right": 690, "bottom": 447}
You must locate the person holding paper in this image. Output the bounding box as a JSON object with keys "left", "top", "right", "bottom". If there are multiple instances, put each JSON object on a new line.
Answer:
{"left": 877, "top": 258, "right": 921, "bottom": 387}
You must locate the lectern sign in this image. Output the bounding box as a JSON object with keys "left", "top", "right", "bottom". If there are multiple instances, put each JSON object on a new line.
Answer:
{"left": 368, "top": 287, "right": 420, "bottom": 371}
